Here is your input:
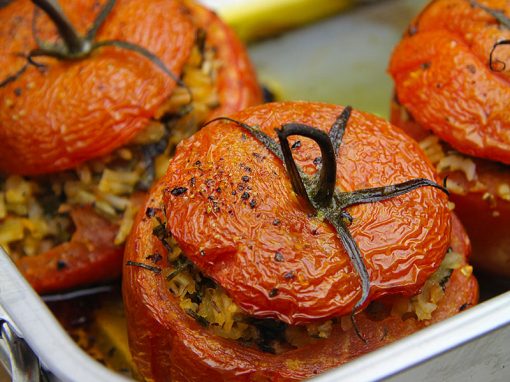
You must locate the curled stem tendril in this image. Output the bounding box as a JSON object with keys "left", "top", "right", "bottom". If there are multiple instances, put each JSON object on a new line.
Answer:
{"left": 205, "top": 107, "right": 448, "bottom": 327}
{"left": 1, "top": 0, "right": 191, "bottom": 102}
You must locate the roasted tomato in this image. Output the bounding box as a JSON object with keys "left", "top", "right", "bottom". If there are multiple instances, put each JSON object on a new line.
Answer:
{"left": 123, "top": 102, "right": 478, "bottom": 381}
{"left": 0, "top": 0, "right": 261, "bottom": 293}
{"left": 389, "top": 0, "right": 510, "bottom": 277}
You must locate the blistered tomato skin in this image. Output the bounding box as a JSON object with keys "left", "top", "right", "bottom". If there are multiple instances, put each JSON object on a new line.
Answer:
{"left": 124, "top": 174, "right": 477, "bottom": 382}
{"left": 0, "top": 0, "right": 261, "bottom": 176}
{"left": 389, "top": 0, "right": 510, "bottom": 165}
{"left": 156, "top": 102, "right": 451, "bottom": 324}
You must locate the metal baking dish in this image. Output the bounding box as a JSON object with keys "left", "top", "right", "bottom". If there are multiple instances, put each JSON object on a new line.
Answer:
{"left": 1, "top": 0, "right": 510, "bottom": 380}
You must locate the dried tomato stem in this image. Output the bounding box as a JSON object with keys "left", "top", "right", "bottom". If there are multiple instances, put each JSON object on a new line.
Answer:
{"left": 2, "top": 0, "right": 185, "bottom": 94}
{"left": 203, "top": 117, "right": 283, "bottom": 160}
{"left": 31, "top": 0, "right": 86, "bottom": 54}
{"left": 86, "top": 0, "right": 116, "bottom": 41}
{"left": 328, "top": 216, "right": 370, "bottom": 312}
{"left": 0, "top": 62, "right": 29, "bottom": 87}
{"left": 94, "top": 40, "right": 189, "bottom": 91}
{"left": 489, "top": 39, "right": 510, "bottom": 72}
{"left": 203, "top": 113, "right": 448, "bottom": 317}
{"left": 329, "top": 106, "right": 352, "bottom": 155}
{"left": 468, "top": 0, "right": 510, "bottom": 29}
{"left": 277, "top": 123, "right": 336, "bottom": 208}
{"left": 335, "top": 178, "right": 448, "bottom": 209}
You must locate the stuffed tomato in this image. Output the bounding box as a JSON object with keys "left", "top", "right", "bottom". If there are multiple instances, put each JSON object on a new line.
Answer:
{"left": 0, "top": 0, "right": 261, "bottom": 293}
{"left": 389, "top": 0, "right": 510, "bottom": 277}
{"left": 123, "top": 102, "right": 478, "bottom": 381}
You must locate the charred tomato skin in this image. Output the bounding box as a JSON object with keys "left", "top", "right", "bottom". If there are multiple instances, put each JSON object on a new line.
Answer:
{"left": 123, "top": 178, "right": 477, "bottom": 382}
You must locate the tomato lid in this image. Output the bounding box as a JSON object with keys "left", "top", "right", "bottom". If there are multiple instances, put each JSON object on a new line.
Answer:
{"left": 160, "top": 102, "right": 451, "bottom": 325}
{"left": 0, "top": 0, "right": 195, "bottom": 175}
{"left": 389, "top": 0, "right": 510, "bottom": 164}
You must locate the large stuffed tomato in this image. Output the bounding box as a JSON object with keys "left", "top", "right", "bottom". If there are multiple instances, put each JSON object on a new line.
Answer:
{"left": 0, "top": 0, "right": 261, "bottom": 293}
{"left": 124, "top": 102, "right": 478, "bottom": 381}
{"left": 389, "top": 0, "right": 510, "bottom": 277}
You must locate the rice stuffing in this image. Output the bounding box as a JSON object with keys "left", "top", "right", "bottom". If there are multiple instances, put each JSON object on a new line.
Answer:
{"left": 0, "top": 34, "right": 220, "bottom": 260}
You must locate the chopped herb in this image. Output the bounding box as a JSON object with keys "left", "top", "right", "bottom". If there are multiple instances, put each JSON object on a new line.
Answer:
{"left": 126, "top": 261, "right": 161, "bottom": 274}
{"left": 146, "top": 252, "right": 162, "bottom": 264}
{"left": 268, "top": 288, "right": 279, "bottom": 297}
{"left": 145, "top": 207, "right": 156, "bottom": 218}
{"left": 14, "top": 87, "right": 22, "bottom": 96}
{"left": 200, "top": 250, "right": 206, "bottom": 256}
{"left": 439, "top": 269, "right": 453, "bottom": 291}
{"left": 273, "top": 219, "right": 281, "bottom": 226}
{"left": 249, "top": 199, "right": 257, "bottom": 208}
{"left": 185, "top": 309, "right": 209, "bottom": 327}
{"left": 459, "top": 303, "right": 470, "bottom": 312}
{"left": 56, "top": 260, "right": 67, "bottom": 270}
{"left": 189, "top": 177, "right": 196, "bottom": 187}
{"left": 242, "top": 175, "right": 250, "bottom": 182}
{"left": 283, "top": 271, "right": 295, "bottom": 280}
{"left": 171, "top": 187, "right": 188, "bottom": 196}
{"left": 194, "top": 160, "right": 201, "bottom": 166}
{"left": 241, "top": 192, "right": 250, "bottom": 200}
{"left": 313, "top": 157, "right": 322, "bottom": 166}
{"left": 291, "top": 140, "right": 301, "bottom": 149}
{"left": 152, "top": 224, "right": 167, "bottom": 240}
{"left": 231, "top": 190, "right": 237, "bottom": 196}
{"left": 274, "top": 252, "right": 284, "bottom": 262}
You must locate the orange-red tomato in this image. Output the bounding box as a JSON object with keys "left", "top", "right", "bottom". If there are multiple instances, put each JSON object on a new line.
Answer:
{"left": 389, "top": 0, "right": 510, "bottom": 277}
{"left": 123, "top": 102, "right": 477, "bottom": 381}
{"left": 391, "top": 101, "right": 510, "bottom": 276}
{"left": 157, "top": 102, "right": 451, "bottom": 324}
{"left": 0, "top": 0, "right": 261, "bottom": 292}
{"left": 0, "top": 0, "right": 261, "bottom": 175}
{"left": 17, "top": 207, "right": 124, "bottom": 294}
{"left": 389, "top": 0, "right": 510, "bottom": 165}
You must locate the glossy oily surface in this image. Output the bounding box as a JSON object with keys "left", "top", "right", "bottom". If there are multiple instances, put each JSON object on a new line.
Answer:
{"left": 1, "top": 0, "right": 261, "bottom": 293}
{"left": 0, "top": 0, "right": 187, "bottom": 175}
{"left": 392, "top": 101, "right": 510, "bottom": 277}
{"left": 159, "top": 102, "right": 450, "bottom": 324}
{"left": 124, "top": 167, "right": 476, "bottom": 382}
{"left": 389, "top": 0, "right": 510, "bottom": 164}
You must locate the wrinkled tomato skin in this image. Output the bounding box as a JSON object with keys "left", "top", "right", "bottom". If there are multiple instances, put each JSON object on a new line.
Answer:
{"left": 388, "top": 0, "right": 510, "bottom": 165}
{"left": 3, "top": 0, "right": 261, "bottom": 291}
{"left": 16, "top": 207, "right": 123, "bottom": 294}
{"left": 0, "top": 0, "right": 261, "bottom": 175}
{"left": 157, "top": 102, "right": 450, "bottom": 324}
{"left": 123, "top": 184, "right": 477, "bottom": 381}
{"left": 392, "top": 101, "right": 510, "bottom": 277}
